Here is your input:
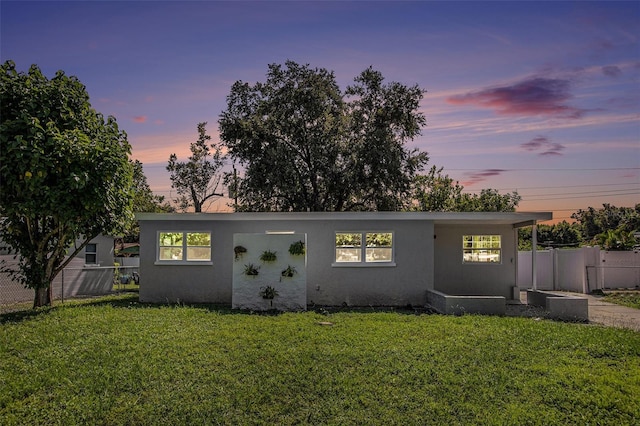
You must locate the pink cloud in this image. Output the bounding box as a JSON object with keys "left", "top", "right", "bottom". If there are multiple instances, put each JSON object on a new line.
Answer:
{"left": 521, "top": 135, "right": 565, "bottom": 156}
{"left": 132, "top": 116, "right": 147, "bottom": 123}
{"left": 461, "top": 169, "right": 506, "bottom": 186}
{"left": 447, "top": 77, "right": 586, "bottom": 119}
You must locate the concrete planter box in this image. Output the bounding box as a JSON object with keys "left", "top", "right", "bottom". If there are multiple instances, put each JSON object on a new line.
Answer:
{"left": 427, "top": 289, "right": 506, "bottom": 316}
{"left": 526, "top": 290, "right": 588, "bottom": 321}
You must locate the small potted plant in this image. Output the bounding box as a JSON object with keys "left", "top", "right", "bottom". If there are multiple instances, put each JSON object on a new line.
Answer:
{"left": 259, "top": 250, "right": 277, "bottom": 262}
{"left": 281, "top": 265, "right": 297, "bottom": 279}
{"left": 289, "top": 240, "right": 305, "bottom": 256}
{"left": 234, "top": 245, "right": 247, "bottom": 260}
{"left": 243, "top": 263, "right": 260, "bottom": 276}
{"left": 259, "top": 285, "right": 279, "bottom": 308}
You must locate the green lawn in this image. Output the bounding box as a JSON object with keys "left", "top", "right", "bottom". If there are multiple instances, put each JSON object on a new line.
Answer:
{"left": 1, "top": 295, "right": 639, "bottom": 425}
{"left": 603, "top": 291, "right": 640, "bottom": 310}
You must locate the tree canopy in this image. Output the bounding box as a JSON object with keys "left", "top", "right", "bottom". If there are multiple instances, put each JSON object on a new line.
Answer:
{"left": 166, "top": 122, "right": 224, "bottom": 212}
{"left": 411, "top": 167, "right": 521, "bottom": 212}
{"left": 0, "top": 61, "right": 134, "bottom": 307}
{"left": 571, "top": 203, "right": 639, "bottom": 243}
{"left": 518, "top": 204, "right": 639, "bottom": 250}
{"left": 219, "top": 61, "right": 428, "bottom": 212}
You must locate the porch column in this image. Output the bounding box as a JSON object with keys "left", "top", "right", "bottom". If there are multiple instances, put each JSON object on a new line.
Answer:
{"left": 531, "top": 222, "right": 537, "bottom": 290}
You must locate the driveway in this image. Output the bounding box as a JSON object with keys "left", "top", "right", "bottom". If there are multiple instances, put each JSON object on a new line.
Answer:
{"left": 512, "top": 291, "right": 640, "bottom": 332}
{"left": 585, "top": 293, "right": 640, "bottom": 332}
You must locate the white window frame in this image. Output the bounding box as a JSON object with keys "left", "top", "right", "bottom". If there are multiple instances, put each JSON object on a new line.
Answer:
{"left": 462, "top": 235, "right": 502, "bottom": 264}
{"left": 333, "top": 231, "right": 395, "bottom": 267}
{"left": 156, "top": 231, "right": 212, "bottom": 265}
{"left": 85, "top": 243, "right": 98, "bottom": 266}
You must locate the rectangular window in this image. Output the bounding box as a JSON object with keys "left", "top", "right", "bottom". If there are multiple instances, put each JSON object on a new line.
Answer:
{"left": 335, "top": 232, "right": 394, "bottom": 265}
{"left": 158, "top": 231, "right": 211, "bottom": 263}
{"left": 85, "top": 243, "right": 98, "bottom": 265}
{"left": 463, "top": 235, "right": 501, "bottom": 263}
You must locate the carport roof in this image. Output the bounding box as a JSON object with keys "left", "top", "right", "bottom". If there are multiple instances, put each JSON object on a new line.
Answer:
{"left": 136, "top": 211, "right": 552, "bottom": 226}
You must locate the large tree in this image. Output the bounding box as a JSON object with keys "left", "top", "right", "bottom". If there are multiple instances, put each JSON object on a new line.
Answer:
{"left": 0, "top": 61, "right": 134, "bottom": 307}
{"left": 166, "top": 122, "right": 224, "bottom": 212}
{"left": 219, "top": 61, "right": 428, "bottom": 212}
{"left": 411, "top": 166, "right": 465, "bottom": 211}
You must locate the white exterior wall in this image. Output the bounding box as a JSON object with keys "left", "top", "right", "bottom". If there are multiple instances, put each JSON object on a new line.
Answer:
{"left": 139, "top": 217, "right": 434, "bottom": 306}
{"left": 434, "top": 224, "right": 518, "bottom": 298}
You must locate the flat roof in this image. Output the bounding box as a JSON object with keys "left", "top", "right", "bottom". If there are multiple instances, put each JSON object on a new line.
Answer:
{"left": 136, "top": 211, "right": 552, "bottom": 226}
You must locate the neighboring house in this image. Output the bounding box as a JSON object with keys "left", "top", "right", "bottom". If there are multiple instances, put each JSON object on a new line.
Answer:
{"left": 137, "top": 211, "right": 551, "bottom": 312}
{"left": 60, "top": 234, "right": 118, "bottom": 297}
{"left": 0, "top": 235, "right": 117, "bottom": 305}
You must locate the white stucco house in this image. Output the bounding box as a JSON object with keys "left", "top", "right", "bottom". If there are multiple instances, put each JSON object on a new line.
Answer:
{"left": 136, "top": 211, "right": 552, "bottom": 313}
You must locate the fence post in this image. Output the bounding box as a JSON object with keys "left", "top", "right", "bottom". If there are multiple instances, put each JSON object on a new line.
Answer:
{"left": 61, "top": 269, "right": 64, "bottom": 304}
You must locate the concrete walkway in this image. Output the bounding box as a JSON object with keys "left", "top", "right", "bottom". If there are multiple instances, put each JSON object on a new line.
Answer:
{"left": 584, "top": 293, "right": 640, "bottom": 332}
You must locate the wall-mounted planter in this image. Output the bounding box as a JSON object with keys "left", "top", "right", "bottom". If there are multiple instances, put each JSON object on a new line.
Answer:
{"left": 234, "top": 245, "right": 247, "bottom": 260}
{"left": 259, "top": 250, "right": 277, "bottom": 263}
{"left": 259, "top": 285, "right": 279, "bottom": 300}
{"left": 289, "top": 240, "right": 305, "bottom": 256}
{"left": 281, "top": 265, "right": 297, "bottom": 278}
{"left": 244, "top": 263, "right": 260, "bottom": 276}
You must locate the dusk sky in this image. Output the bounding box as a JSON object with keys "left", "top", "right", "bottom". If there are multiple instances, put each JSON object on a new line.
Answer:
{"left": 2, "top": 1, "right": 639, "bottom": 221}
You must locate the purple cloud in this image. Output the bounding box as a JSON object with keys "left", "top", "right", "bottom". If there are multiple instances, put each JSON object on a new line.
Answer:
{"left": 521, "top": 136, "right": 548, "bottom": 151}
{"left": 447, "top": 77, "right": 586, "bottom": 118}
{"left": 602, "top": 65, "right": 622, "bottom": 78}
{"left": 521, "top": 135, "right": 565, "bottom": 156}
{"left": 461, "top": 169, "right": 506, "bottom": 186}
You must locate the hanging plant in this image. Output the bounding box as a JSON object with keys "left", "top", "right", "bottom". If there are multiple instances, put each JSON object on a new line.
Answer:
{"left": 243, "top": 263, "right": 260, "bottom": 276}
{"left": 259, "top": 285, "right": 279, "bottom": 300}
{"left": 259, "top": 250, "right": 277, "bottom": 262}
{"left": 289, "top": 240, "right": 305, "bottom": 256}
{"left": 281, "top": 265, "right": 297, "bottom": 278}
{"left": 234, "top": 245, "right": 247, "bottom": 260}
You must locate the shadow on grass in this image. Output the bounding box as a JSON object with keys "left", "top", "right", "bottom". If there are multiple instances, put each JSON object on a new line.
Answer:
{"left": 1, "top": 292, "right": 439, "bottom": 324}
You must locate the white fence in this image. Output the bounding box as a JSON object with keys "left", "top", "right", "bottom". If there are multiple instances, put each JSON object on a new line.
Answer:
{"left": 518, "top": 247, "right": 640, "bottom": 293}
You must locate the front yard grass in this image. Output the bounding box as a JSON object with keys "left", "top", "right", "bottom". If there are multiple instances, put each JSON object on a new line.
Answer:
{"left": 1, "top": 294, "right": 639, "bottom": 425}
{"left": 603, "top": 291, "right": 640, "bottom": 310}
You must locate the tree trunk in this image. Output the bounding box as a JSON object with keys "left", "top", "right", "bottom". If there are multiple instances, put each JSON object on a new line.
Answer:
{"left": 33, "top": 285, "right": 52, "bottom": 308}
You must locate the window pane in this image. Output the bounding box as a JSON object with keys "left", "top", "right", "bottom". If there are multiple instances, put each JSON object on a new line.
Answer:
{"left": 187, "top": 232, "right": 210, "bottom": 246}
{"left": 366, "top": 247, "right": 392, "bottom": 262}
{"left": 366, "top": 233, "right": 392, "bottom": 247}
{"left": 187, "top": 247, "right": 211, "bottom": 261}
{"left": 335, "top": 248, "right": 361, "bottom": 262}
{"left": 86, "top": 243, "right": 97, "bottom": 254}
{"left": 159, "top": 247, "right": 183, "bottom": 260}
{"left": 160, "top": 232, "right": 182, "bottom": 246}
{"left": 85, "top": 254, "right": 97, "bottom": 264}
{"left": 336, "top": 233, "right": 361, "bottom": 247}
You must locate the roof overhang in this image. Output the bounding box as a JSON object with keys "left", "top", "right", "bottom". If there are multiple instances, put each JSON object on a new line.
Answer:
{"left": 136, "top": 211, "right": 552, "bottom": 226}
